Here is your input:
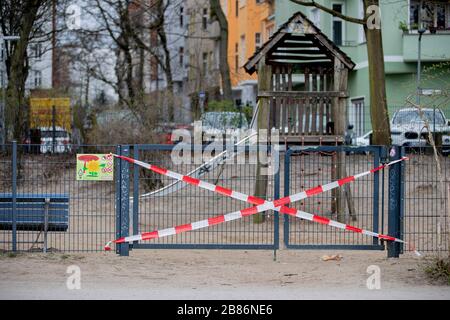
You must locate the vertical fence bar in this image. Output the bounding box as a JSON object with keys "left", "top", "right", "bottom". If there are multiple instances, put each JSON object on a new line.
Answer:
{"left": 388, "top": 145, "right": 402, "bottom": 258}
{"left": 274, "top": 148, "right": 280, "bottom": 255}
{"left": 12, "top": 140, "right": 17, "bottom": 252}
{"left": 380, "top": 147, "right": 388, "bottom": 236}
{"left": 133, "top": 145, "right": 139, "bottom": 246}
{"left": 372, "top": 146, "right": 381, "bottom": 246}
{"left": 283, "top": 148, "right": 292, "bottom": 248}
{"left": 399, "top": 147, "right": 406, "bottom": 254}
{"left": 115, "top": 145, "right": 121, "bottom": 254}
{"left": 119, "top": 145, "right": 130, "bottom": 256}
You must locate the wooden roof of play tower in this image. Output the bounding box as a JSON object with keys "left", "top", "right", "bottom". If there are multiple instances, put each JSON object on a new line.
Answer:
{"left": 244, "top": 11, "right": 355, "bottom": 145}
{"left": 244, "top": 11, "right": 355, "bottom": 73}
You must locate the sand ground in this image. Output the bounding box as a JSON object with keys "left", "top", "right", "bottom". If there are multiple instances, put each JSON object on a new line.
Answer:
{"left": 0, "top": 249, "right": 449, "bottom": 300}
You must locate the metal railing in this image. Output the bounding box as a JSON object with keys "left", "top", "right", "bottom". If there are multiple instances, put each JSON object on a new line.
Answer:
{"left": 0, "top": 142, "right": 447, "bottom": 254}
{"left": 0, "top": 143, "right": 116, "bottom": 252}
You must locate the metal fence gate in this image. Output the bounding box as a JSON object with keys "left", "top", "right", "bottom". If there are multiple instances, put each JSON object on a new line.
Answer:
{"left": 283, "top": 145, "right": 398, "bottom": 251}
{"left": 1, "top": 142, "right": 409, "bottom": 255}
{"left": 114, "top": 144, "right": 405, "bottom": 257}
{"left": 115, "top": 144, "right": 279, "bottom": 255}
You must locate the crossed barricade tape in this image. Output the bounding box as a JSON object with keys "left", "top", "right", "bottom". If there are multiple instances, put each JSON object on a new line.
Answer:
{"left": 104, "top": 153, "right": 410, "bottom": 252}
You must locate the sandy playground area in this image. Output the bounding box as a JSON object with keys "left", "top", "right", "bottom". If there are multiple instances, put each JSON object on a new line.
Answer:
{"left": 0, "top": 249, "right": 449, "bottom": 300}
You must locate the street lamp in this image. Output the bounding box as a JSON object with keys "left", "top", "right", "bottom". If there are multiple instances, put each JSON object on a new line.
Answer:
{"left": 416, "top": 27, "right": 426, "bottom": 105}
{"left": 1, "top": 35, "right": 20, "bottom": 148}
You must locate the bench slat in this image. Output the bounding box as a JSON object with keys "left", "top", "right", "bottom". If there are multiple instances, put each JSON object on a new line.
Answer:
{"left": 0, "top": 222, "right": 68, "bottom": 232}
{"left": 0, "top": 210, "right": 68, "bottom": 220}
{"left": 0, "top": 203, "right": 69, "bottom": 209}
{"left": 0, "top": 193, "right": 69, "bottom": 203}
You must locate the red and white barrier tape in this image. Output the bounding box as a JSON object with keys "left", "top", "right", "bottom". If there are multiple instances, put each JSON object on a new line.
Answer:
{"left": 113, "top": 154, "right": 407, "bottom": 209}
{"left": 104, "top": 154, "right": 409, "bottom": 251}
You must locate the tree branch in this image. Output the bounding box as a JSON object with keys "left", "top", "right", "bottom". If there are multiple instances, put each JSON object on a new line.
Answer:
{"left": 289, "top": 0, "right": 366, "bottom": 25}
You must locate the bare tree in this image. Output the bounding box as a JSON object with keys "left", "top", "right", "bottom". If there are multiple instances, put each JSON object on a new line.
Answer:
{"left": 73, "top": 0, "right": 177, "bottom": 123}
{"left": 125, "top": 0, "right": 177, "bottom": 120}
{"left": 290, "top": 0, "right": 391, "bottom": 146}
{"left": 1, "top": 0, "right": 53, "bottom": 142}
{"left": 210, "top": 0, "right": 232, "bottom": 101}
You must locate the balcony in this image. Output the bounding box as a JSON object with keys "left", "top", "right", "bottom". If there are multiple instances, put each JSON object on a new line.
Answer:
{"left": 403, "top": 32, "right": 450, "bottom": 62}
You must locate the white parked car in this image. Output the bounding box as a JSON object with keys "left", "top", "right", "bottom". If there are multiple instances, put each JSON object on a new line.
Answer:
{"left": 39, "top": 126, "right": 72, "bottom": 153}
{"left": 390, "top": 108, "right": 449, "bottom": 147}
{"left": 201, "top": 112, "right": 249, "bottom": 143}
{"left": 354, "top": 108, "right": 450, "bottom": 151}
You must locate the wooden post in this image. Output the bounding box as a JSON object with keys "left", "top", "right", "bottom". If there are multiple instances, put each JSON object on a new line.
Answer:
{"left": 332, "top": 58, "right": 348, "bottom": 222}
{"left": 253, "top": 57, "right": 272, "bottom": 223}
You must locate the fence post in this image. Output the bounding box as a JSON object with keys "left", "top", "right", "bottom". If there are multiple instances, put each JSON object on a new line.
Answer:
{"left": 387, "top": 145, "right": 403, "bottom": 258}
{"left": 12, "top": 140, "right": 17, "bottom": 252}
{"left": 273, "top": 147, "right": 280, "bottom": 259}
{"left": 115, "top": 145, "right": 121, "bottom": 254}
{"left": 119, "top": 145, "right": 130, "bottom": 256}
{"left": 283, "top": 148, "right": 292, "bottom": 248}
{"left": 132, "top": 144, "right": 139, "bottom": 247}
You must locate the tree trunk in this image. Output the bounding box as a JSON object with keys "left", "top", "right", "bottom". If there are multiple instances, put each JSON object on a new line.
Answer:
{"left": 364, "top": 2, "right": 391, "bottom": 145}
{"left": 287, "top": 0, "right": 392, "bottom": 146}
{"left": 210, "top": 0, "right": 233, "bottom": 101}
{"left": 155, "top": 0, "right": 175, "bottom": 122}
{"left": 447, "top": 183, "right": 450, "bottom": 259}
{"left": 5, "top": 0, "right": 43, "bottom": 143}
{"left": 124, "top": 43, "right": 136, "bottom": 109}
{"left": 158, "top": 28, "right": 175, "bottom": 121}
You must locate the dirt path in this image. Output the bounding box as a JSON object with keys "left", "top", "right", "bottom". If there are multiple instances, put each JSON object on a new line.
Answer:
{"left": 1, "top": 250, "right": 449, "bottom": 299}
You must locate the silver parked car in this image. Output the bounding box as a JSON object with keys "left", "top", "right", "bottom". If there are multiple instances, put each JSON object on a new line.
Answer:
{"left": 354, "top": 108, "right": 450, "bottom": 152}
{"left": 201, "top": 112, "right": 249, "bottom": 143}
{"left": 390, "top": 108, "right": 449, "bottom": 147}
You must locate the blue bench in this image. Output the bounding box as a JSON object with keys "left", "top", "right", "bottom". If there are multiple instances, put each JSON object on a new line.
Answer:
{"left": 0, "top": 194, "right": 69, "bottom": 251}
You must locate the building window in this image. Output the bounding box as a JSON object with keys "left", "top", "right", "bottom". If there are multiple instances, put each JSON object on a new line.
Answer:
{"left": 179, "top": 47, "right": 184, "bottom": 67}
{"left": 209, "top": 51, "right": 214, "bottom": 71}
{"left": 332, "top": 3, "right": 344, "bottom": 46}
{"left": 358, "top": 0, "right": 365, "bottom": 43}
{"left": 34, "top": 70, "right": 42, "bottom": 87}
{"left": 31, "top": 43, "right": 42, "bottom": 60}
{"left": 239, "top": 35, "right": 246, "bottom": 68}
{"left": 255, "top": 32, "right": 261, "bottom": 51}
{"left": 202, "top": 52, "right": 208, "bottom": 72}
{"left": 235, "top": 43, "right": 239, "bottom": 73}
{"left": 202, "top": 8, "right": 208, "bottom": 30}
{"left": 310, "top": 8, "right": 320, "bottom": 28}
{"left": 410, "top": 0, "right": 420, "bottom": 29}
{"left": 410, "top": 0, "right": 450, "bottom": 30}
{"left": 236, "top": 0, "right": 239, "bottom": 17}
{"left": 180, "top": 6, "right": 184, "bottom": 27}
{"left": 349, "top": 98, "right": 365, "bottom": 137}
{"left": 151, "top": 56, "right": 158, "bottom": 81}
{"left": 256, "top": 0, "right": 264, "bottom": 4}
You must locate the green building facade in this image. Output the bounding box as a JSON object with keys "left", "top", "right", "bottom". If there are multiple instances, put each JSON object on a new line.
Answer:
{"left": 275, "top": 0, "right": 450, "bottom": 136}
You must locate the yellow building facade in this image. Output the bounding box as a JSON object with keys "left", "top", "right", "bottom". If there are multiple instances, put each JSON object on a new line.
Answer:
{"left": 222, "top": 0, "right": 275, "bottom": 106}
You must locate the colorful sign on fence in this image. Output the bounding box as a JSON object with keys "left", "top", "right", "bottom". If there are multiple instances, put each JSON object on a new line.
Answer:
{"left": 76, "top": 154, "right": 114, "bottom": 181}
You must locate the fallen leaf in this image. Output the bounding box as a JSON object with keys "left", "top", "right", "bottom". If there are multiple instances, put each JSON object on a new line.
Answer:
{"left": 321, "top": 254, "right": 343, "bottom": 261}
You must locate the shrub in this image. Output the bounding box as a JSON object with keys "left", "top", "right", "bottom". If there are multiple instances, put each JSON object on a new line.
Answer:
{"left": 424, "top": 257, "right": 450, "bottom": 285}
